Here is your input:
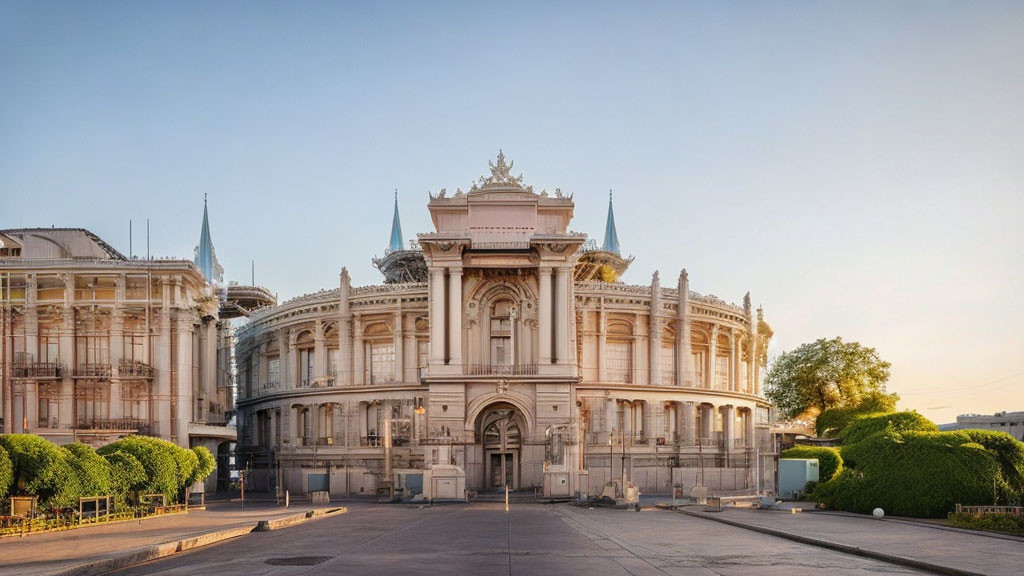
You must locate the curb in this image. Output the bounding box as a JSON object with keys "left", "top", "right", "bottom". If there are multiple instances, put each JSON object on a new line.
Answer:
{"left": 52, "top": 507, "right": 348, "bottom": 576}
{"left": 673, "top": 508, "right": 985, "bottom": 576}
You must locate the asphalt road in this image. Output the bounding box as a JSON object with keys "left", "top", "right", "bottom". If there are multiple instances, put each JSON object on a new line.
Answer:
{"left": 111, "top": 502, "right": 928, "bottom": 576}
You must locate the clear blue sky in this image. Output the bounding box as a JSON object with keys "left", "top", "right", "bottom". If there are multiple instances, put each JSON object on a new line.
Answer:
{"left": 2, "top": 1, "right": 1022, "bottom": 424}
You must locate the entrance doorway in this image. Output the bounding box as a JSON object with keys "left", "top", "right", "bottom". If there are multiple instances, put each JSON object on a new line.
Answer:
{"left": 479, "top": 405, "right": 522, "bottom": 490}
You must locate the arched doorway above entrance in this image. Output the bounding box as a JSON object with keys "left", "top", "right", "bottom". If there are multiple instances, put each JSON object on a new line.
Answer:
{"left": 477, "top": 403, "right": 525, "bottom": 490}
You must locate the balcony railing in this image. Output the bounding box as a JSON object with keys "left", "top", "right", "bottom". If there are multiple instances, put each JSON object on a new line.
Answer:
{"left": 74, "top": 363, "right": 112, "bottom": 379}
{"left": 466, "top": 363, "right": 538, "bottom": 376}
{"left": 118, "top": 360, "right": 155, "bottom": 379}
{"left": 75, "top": 418, "right": 151, "bottom": 434}
{"left": 13, "top": 362, "right": 64, "bottom": 379}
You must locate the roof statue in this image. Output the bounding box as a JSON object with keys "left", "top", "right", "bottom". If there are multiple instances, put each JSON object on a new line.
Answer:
{"left": 388, "top": 190, "right": 405, "bottom": 254}
{"left": 602, "top": 190, "right": 621, "bottom": 255}
{"left": 194, "top": 194, "right": 224, "bottom": 287}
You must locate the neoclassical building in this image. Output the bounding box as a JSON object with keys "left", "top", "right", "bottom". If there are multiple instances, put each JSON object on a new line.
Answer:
{"left": 235, "top": 153, "right": 774, "bottom": 498}
{"left": 0, "top": 202, "right": 273, "bottom": 490}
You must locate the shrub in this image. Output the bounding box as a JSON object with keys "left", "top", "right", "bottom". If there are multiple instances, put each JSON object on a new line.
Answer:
{"left": 956, "top": 429, "right": 1024, "bottom": 505}
{"left": 948, "top": 512, "right": 1024, "bottom": 535}
{"left": 0, "top": 445, "right": 12, "bottom": 501}
{"left": 815, "top": 430, "right": 1003, "bottom": 517}
{"left": 64, "top": 443, "right": 112, "bottom": 497}
{"left": 190, "top": 446, "right": 216, "bottom": 487}
{"left": 0, "top": 434, "right": 82, "bottom": 509}
{"left": 103, "top": 450, "right": 147, "bottom": 508}
{"left": 172, "top": 447, "right": 199, "bottom": 492}
{"left": 781, "top": 446, "right": 843, "bottom": 481}
{"left": 98, "top": 436, "right": 179, "bottom": 501}
{"left": 838, "top": 411, "right": 937, "bottom": 445}
{"left": 816, "top": 392, "right": 900, "bottom": 438}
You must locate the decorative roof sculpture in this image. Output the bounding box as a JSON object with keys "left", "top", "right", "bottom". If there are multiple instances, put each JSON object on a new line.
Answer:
{"left": 602, "top": 190, "right": 620, "bottom": 255}
{"left": 388, "top": 190, "right": 404, "bottom": 254}
{"left": 374, "top": 190, "right": 428, "bottom": 283}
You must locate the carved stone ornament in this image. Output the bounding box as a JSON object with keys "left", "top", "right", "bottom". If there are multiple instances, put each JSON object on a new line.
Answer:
{"left": 437, "top": 241, "right": 454, "bottom": 251}
{"left": 479, "top": 150, "right": 524, "bottom": 187}
{"left": 549, "top": 243, "right": 570, "bottom": 253}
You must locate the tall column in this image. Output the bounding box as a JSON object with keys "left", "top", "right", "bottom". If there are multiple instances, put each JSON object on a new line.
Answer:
{"left": 683, "top": 402, "right": 696, "bottom": 445}
{"left": 23, "top": 282, "right": 39, "bottom": 428}
{"left": 176, "top": 318, "right": 194, "bottom": 443}
{"left": 555, "top": 268, "right": 569, "bottom": 364}
{"left": 429, "top": 268, "right": 445, "bottom": 366}
{"left": 538, "top": 267, "right": 552, "bottom": 364}
{"left": 393, "top": 310, "right": 404, "bottom": 383}
{"left": 447, "top": 268, "right": 462, "bottom": 368}
{"left": 339, "top": 268, "right": 352, "bottom": 386}
{"left": 731, "top": 329, "right": 740, "bottom": 392}
{"left": 59, "top": 280, "right": 74, "bottom": 431}
{"left": 724, "top": 405, "right": 735, "bottom": 450}
{"left": 314, "top": 319, "right": 326, "bottom": 378}
{"left": 745, "top": 409, "right": 755, "bottom": 447}
{"left": 597, "top": 305, "right": 607, "bottom": 381}
{"left": 286, "top": 329, "right": 297, "bottom": 388}
{"left": 676, "top": 270, "right": 691, "bottom": 386}
{"left": 707, "top": 324, "right": 718, "bottom": 389}
{"left": 749, "top": 306, "right": 759, "bottom": 395}
{"left": 276, "top": 329, "right": 287, "bottom": 387}
{"left": 156, "top": 279, "right": 172, "bottom": 438}
{"left": 353, "top": 315, "right": 364, "bottom": 385}
{"left": 109, "top": 311, "right": 123, "bottom": 420}
{"left": 649, "top": 271, "right": 661, "bottom": 386}
{"left": 606, "top": 397, "right": 617, "bottom": 437}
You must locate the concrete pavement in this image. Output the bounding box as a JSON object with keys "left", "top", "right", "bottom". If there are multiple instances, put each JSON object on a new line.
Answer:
{"left": 108, "top": 502, "right": 928, "bottom": 576}
{"left": 0, "top": 502, "right": 343, "bottom": 576}
{"left": 674, "top": 505, "right": 1024, "bottom": 576}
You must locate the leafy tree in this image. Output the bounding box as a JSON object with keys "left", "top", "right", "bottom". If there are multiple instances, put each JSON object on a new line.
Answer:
{"left": 98, "top": 436, "right": 178, "bottom": 501}
{"left": 0, "top": 434, "right": 82, "bottom": 509}
{"left": 0, "top": 444, "right": 12, "bottom": 501}
{"left": 189, "top": 446, "right": 216, "bottom": 487}
{"left": 64, "top": 443, "right": 112, "bottom": 497}
{"left": 103, "top": 450, "right": 147, "bottom": 508}
{"left": 765, "top": 337, "right": 895, "bottom": 419}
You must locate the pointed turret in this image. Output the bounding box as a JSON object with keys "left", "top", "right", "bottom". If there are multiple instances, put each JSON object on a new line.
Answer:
{"left": 388, "top": 190, "right": 404, "bottom": 254}
{"left": 602, "top": 190, "right": 620, "bottom": 255}
{"left": 194, "top": 194, "right": 224, "bottom": 286}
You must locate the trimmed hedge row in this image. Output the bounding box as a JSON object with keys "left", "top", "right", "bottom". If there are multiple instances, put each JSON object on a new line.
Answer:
{"left": 948, "top": 512, "right": 1024, "bottom": 536}
{"left": 781, "top": 446, "right": 843, "bottom": 482}
{"left": 0, "top": 434, "right": 216, "bottom": 510}
{"left": 837, "top": 411, "right": 937, "bottom": 444}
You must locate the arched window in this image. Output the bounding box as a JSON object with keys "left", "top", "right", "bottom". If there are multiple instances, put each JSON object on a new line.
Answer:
{"left": 490, "top": 300, "right": 513, "bottom": 366}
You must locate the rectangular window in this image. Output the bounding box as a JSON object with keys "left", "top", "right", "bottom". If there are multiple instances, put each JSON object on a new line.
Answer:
{"left": 75, "top": 383, "right": 109, "bottom": 426}
{"left": 716, "top": 356, "right": 729, "bottom": 389}
{"left": 124, "top": 332, "right": 145, "bottom": 362}
{"left": 369, "top": 343, "right": 395, "bottom": 384}
{"left": 692, "top": 352, "right": 704, "bottom": 385}
{"left": 659, "top": 345, "right": 675, "bottom": 385}
{"left": 607, "top": 341, "right": 632, "bottom": 383}
{"left": 75, "top": 334, "right": 110, "bottom": 366}
{"left": 299, "top": 349, "right": 314, "bottom": 386}
{"left": 329, "top": 349, "right": 339, "bottom": 375}
{"left": 268, "top": 358, "right": 280, "bottom": 387}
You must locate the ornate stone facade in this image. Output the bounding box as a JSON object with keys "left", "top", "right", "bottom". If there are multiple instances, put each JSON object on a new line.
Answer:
{"left": 235, "top": 153, "right": 774, "bottom": 498}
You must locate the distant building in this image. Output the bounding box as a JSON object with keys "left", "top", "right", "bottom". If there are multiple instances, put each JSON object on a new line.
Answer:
{"left": 234, "top": 153, "right": 776, "bottom": 498}
{"left": 944, "top": 412, "right": 1024, "bottom": 441}
{"left": 0, "top": 199, "right": 274, "bottom": 491}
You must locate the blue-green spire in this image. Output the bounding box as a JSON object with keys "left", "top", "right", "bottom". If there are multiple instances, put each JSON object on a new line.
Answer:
{"left": 602, "top": 190, "right": 620, "bottom": 255}
{"left": 194, "top": 194, "right": 224, "bottom": 285}
{"left": 388, "top": 189, "right": 404, "bottom": 253}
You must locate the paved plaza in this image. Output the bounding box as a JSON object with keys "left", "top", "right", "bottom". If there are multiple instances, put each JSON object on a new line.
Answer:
{"left": 108, "top": 503, "right": 926, "bottom": 576}
{"left": 4, "top": 500, "right": 1023, "bottom": 576}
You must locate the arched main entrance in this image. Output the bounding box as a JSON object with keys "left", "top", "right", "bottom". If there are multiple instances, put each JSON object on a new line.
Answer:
{"left": 478, "top": 404, "right": 524, "bottom": 490}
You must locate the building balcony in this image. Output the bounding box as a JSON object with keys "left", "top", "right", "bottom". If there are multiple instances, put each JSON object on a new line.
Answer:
{"left": 75, "top": 418, "right": 152, "bottom": 434}
{"left": 74, "top": 363, "right": 112, "bottom": 379}
{"left": 118, "top": 360, "right": 155, "bottom": 379}
{"left": 13, "top": 362, "right": 64, "bottom": 379}
{"left": 466, "top": 363, "right": 538, "bottom": 376}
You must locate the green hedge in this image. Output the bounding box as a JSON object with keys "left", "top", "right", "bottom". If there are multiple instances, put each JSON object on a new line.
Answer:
{"left": 955, "top": 430, "right": 1024, "bottom": 505}
{"left": 948, "top": 512, "right": 1024, "bottom": 535}
{"left": 0, "top": 445, "right": 12, "bottom": 501}
{"left": 0, "top": 434, "right": 82, "bottom": 509}
{"left": 781, "top": 446, "right": 843, "bottom": 482}
{"left": 815, "top": 430, "right": 1005, "bottom": 517}
{"left": 103, "top": 450, "right": 147, "bottom": 508}
{"left": 838, "top": 411, "right": 937, "bottom": 445}
{"left": 64, "top": 443, "right": 113, "bottom": 498}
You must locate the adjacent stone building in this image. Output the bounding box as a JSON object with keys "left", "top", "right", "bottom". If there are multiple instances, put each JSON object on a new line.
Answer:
{"left": 235, "top": 153, "right": 776, "bottom": 498}
{"left": 0, "top": 200, "right": 272, "bottom": 490}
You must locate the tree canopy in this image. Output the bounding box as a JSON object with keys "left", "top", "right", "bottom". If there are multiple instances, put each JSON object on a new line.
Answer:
{"left": 765, "top": 337, "right": 895, "bottom": 419}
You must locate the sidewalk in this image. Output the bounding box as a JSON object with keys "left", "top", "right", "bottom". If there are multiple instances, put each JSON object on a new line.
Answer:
{"left": 675, "top": 505, "right": 1024, "bottom": 576}
{"left": 0, "top": 501, "right": 342, "bottom": 576}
